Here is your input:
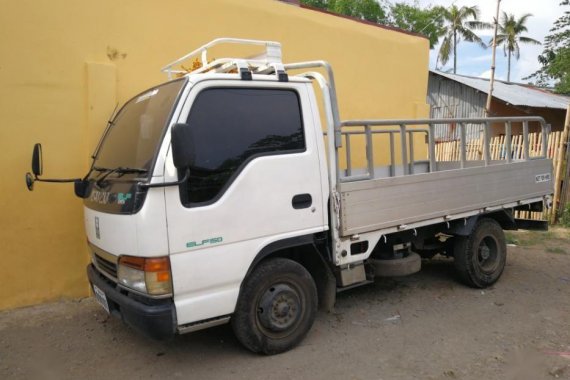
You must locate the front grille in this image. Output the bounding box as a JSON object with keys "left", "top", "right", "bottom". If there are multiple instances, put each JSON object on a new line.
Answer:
{"left": 94, "top": 253, "right": 118, "bottom": 279}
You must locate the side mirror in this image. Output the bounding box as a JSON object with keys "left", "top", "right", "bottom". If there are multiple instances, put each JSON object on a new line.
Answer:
{"left": 25, "top": 142, "right": 83, "bottom": 193}
{"left": 26, "top": 143, "right": 43, "bottom": 191}
{"left": 32, "top": 143, "right": 43, "bottom": 176}
{"left": 171, "top": 123, "right": 195, "bottom": 169}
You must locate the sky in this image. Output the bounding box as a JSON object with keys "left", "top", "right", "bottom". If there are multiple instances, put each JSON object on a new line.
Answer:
{"left": 400, "top": 0, "right": 562, "bottom": 82}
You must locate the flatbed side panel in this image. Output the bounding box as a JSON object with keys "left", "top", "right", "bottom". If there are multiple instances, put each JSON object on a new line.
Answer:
{"left": 339, "top": 159, "right": 553, "bottom": 236}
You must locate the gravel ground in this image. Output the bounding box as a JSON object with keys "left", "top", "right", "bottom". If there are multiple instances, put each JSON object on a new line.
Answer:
{"left": 1, "top": 228, "right": 569, "bottom": 380}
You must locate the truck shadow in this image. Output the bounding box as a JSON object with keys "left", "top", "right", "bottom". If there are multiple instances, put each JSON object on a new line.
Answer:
{"left": 108, "top": 258, "right": 461, "bottom": 358}
{"left": 84, "top": 251, "right": 551, "bottom": 372}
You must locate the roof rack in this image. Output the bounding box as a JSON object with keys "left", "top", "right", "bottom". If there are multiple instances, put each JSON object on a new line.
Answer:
{"left": 161, "top": 38, "right": 283, "bottom": 79}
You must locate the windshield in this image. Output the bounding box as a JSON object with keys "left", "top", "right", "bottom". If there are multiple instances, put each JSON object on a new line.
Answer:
{"left": 93, "top": 78, "right": 186, "bottom": 176}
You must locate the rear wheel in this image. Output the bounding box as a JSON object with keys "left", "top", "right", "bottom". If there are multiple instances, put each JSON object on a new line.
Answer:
{"left": 453, "top": 218, "right": 507, "bottom": 288}
{"left": 232, "top": 258, "right": 317, "bottom": 355}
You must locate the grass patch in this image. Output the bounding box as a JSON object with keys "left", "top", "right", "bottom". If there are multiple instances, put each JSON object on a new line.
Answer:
{"left": 505, "top": 231, "right": 540, "bottom": 246}
{"left": 561, "top": 204, "right": 570, "bottom": 228}
{"left": 505, "top": 232, "right": 519, "bottom": 245}
{"left": 545, "top": 246, "right": 567, "bottom": 255}
{"left": 505, "top": 228, "right": 569, "bottom": 247}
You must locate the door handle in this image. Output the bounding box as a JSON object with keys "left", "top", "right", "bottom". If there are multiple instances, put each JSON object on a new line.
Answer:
{"left": 292, "top": 193, "right": 312, "bottom": 209}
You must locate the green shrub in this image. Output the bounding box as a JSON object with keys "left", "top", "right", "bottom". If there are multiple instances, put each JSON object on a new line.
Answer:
{"left": 561, "top": 203, "right": 570, "bottom": 227}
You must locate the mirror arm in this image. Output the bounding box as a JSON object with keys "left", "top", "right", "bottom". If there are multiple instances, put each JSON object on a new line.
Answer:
{"left": 34, "top": 177, "right": 81, "bottom": 183}
{"left": 26, "top": 172, "right": 84, "bottom": 192}
{"left": 138, "top": 168, "right": 190, "bottom": 189}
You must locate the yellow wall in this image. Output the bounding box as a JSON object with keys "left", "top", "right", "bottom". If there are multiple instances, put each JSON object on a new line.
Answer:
{"left": 0, "top": 0, "right": 429, "bottom": 310}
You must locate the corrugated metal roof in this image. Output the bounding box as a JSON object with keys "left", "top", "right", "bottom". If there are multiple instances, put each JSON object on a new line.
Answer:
{"left": 431, "top": 70, "right": 570, "bottom": 110}
{"left": 427, "top": 73, "right": 487, "bottom": 141}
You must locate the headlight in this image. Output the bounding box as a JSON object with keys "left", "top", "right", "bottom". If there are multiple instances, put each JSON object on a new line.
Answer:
{"left": 117, "top": 256, "right": 172, "bottom": 296}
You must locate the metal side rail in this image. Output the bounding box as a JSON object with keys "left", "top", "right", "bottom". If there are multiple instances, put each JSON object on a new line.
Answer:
{"left": 339, "top": 117, "right": 551, "bottom": 182}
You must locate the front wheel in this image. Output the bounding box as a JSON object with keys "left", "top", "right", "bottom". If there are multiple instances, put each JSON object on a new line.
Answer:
{"left": 232, "top": 258, "right": 317, "bottom": 355}
{"left": 453, "top": 218, "right": 507, "bottom": 288}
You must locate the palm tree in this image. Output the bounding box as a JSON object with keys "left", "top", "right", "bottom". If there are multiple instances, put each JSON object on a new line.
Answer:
{"left": 437, "top": 5, "right": 489, "bottom": 74}
{"left": 494, "top": 12, "right": 541, "bottom": 82}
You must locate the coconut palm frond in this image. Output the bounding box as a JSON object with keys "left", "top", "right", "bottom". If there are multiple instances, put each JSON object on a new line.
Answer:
{"left": 459, "top": 5, "right": 480, "bottom": 20}
{"left": 514, "top": 43, "right": 521, "bottom": 60}
{"left": 460, "top": 27, "right": 487, "bottom": 49}
{"left": 466, "top": 20, "right": 492, "bottom": 30}
{"left": 438, "top": 35, "right": 452, "bottom": 66}
{"left": 493, "top": 34, "right": 507, "bottom": 48}
{"left": 516, "top": 13, "right": 534, "bottom": 32}
{"left": 519, "top": 36, "right": 542, "bottom": 45}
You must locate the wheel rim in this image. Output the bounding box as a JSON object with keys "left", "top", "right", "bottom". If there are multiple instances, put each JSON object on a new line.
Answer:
{"left": 256, "top": 282, "right": 304, "bottom": 338}
{"left": 477, "top": 236, "right": 500, "bottom": 274}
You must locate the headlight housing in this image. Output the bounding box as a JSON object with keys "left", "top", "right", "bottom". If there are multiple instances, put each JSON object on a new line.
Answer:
{"left": 117, "top": 256, "right": 172, "bottom": 296}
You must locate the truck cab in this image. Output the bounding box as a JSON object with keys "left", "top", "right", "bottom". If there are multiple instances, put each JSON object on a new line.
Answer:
{"left": 83, "top": 67, "right": 331, "bottom": 338}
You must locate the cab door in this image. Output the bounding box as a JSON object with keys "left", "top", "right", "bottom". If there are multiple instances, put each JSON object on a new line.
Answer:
{"left": 164, "top": 80, "right": 327, "bottom": 325}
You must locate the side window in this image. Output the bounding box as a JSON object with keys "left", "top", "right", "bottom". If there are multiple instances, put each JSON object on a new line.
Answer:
{"left": 180, "top": 87, "right": 305, "bottom": 207}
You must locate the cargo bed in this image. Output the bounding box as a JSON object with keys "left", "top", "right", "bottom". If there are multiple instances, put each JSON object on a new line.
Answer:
{"left": 339, "top": 159, "right": 552, "bottom": 236}
{"left": 332, "top": 117, "right": 553, "bottom": 238}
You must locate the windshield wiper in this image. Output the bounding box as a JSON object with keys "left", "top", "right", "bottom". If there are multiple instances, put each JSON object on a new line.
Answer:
{"left": 95, "top": 166, "right": 148, "bottom": 187}
{"left": 94, "top": 166, "right": 147, "bottom": 173}
{"left": 93, "top": 166, "right": 112, "bottom": 172}
{"left": 91, "top": 103, "right": 119, "bottom": 160}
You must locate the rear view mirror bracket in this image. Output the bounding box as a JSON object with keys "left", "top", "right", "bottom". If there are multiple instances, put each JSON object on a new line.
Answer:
{"left": 138, "top": 168, "right": 190, "bottom": 189}
{"left": 25, "top": 143, "right": 84, "bottom": 196}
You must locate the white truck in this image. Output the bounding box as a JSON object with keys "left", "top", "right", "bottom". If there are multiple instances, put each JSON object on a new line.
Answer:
{"left": 26, "top": 38, "right": 553, "bottom": 354}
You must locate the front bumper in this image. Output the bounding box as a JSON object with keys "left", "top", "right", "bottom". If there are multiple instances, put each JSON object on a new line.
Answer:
{"left": 87, "top": 264, "right": 176, "bottom": 340}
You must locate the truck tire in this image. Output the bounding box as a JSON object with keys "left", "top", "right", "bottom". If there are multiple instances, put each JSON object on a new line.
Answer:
{"left": 231, "top": 258, "right": 317, "bottom": 355}
{"left": 453, "top": 218, "right": 507, "bottom": 288}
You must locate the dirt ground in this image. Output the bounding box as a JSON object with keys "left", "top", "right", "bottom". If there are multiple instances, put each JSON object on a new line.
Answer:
{"left": 1, "top": 228, "right": 569, "bottom": 380}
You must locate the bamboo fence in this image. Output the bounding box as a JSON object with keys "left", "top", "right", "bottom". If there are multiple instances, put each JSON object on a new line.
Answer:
{"left": 434, "top": 131, "right": 566, "bottom": 221}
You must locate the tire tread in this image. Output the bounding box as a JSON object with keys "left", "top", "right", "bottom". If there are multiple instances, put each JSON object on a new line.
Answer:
{"left": 231, "top": 258, "right": 317, "bottom": 355}
{"left": 453, "top": 218, "right": 507, "bottom": 288}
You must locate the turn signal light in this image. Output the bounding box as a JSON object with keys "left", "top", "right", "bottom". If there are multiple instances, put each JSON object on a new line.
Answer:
{"left": 118, "top": 256, "right": 172, "bottom": 296}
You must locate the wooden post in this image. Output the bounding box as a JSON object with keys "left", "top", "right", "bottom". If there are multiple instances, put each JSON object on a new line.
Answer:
{"left": 560, "top": 136, "right": 570, "bottom": 213}
{"left": 485, "top": 0, "right": 501, "bottom": 116}
{"left": 551, "top": 105, "right": 570, "bottom": 223}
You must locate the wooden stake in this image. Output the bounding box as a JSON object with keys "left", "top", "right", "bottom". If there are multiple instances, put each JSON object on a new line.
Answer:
{"left": 515, "top": 135, "right": 523, "bottom": 160}
{"left": 485, "top": 0, "right": 501, "bottom": 116}
{"left": 551, "top": 106, "right": 570, "bottom": 223}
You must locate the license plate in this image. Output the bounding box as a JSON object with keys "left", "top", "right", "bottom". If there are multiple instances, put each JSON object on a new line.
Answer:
{"left": 93, "top": 285, "right": 110, "bottom": 314}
